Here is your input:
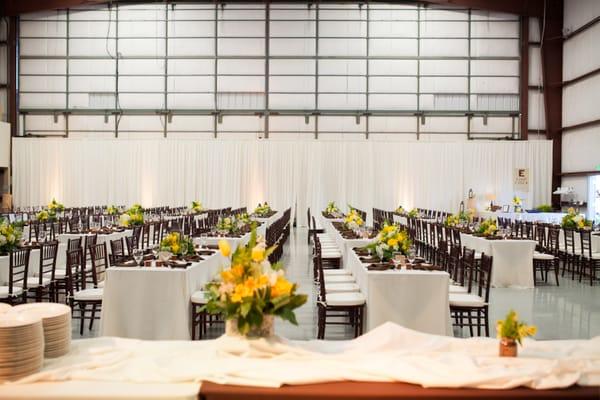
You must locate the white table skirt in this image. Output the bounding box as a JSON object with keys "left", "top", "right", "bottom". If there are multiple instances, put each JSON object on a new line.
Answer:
{"left": 347, "top": 249, "right": 452, "bottom": 335}
{"left": 100, "top": 253, "right": 223, "bottom": 340}
{"left": 57, "top": 230, "right": 132, "bottom": 255}
{"left": 460, "top": 234, "right": 536, "bottom": 289}
{"left": 0, "top": 243, "right": 67, "bottom": 285}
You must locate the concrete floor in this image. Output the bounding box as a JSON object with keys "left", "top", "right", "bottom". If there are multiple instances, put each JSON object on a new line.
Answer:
{"left": 74, "top": 227, "right": 600, "bottom": 341}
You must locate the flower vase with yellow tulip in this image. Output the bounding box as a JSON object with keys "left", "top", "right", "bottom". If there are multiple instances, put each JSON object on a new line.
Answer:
{"left": 160, "top": 232, "right": 194, "bottom": 257}
{"left": 364, "top": 223, "right": 411, "bottom": 263}
{"left": 119, "top": 204, "right": 144, "bottom": 227}
{"left": 512, "top": 196, "right": 523, "bottom": 213}
{"left": 344, "top": 209, "right": 364, "bottom": 230}
{"left": 561, "top": 207, "right": 592, "bottom": 229}
{"left": 407, "top": 208, "right": 420, "bottom": 218}
{"left": 203, "top": 228, "right": 307, "bottom": 338}
{"left": 476, "top": 218, "right": 498, "bottom": 237}
{"left": 0, "top": 220, "right": 22, "bottom": 256}
{"left": 496, "top": 310, "right": 537, "bottom": 357}
{"left": 189, "top": 201, "right": 203, "bottom": 214}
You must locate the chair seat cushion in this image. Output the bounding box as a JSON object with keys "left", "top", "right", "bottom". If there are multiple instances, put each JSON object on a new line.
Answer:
{"left": 326, "top": 292, "right": 365, "bottom": 307}
{"left": 0, "top": 286, "right": 24, "bottom": 298}
{"left": 191, "top": 290, "right": 208, "bottom": 304}
{"left": 74, "top": 288, "right": 103, "bottom": 301}
{"left": 448, "top": 285, "right": 468, "bottom": 294}
{"left": 326, "top": 283, "right": 360, "bottom": 293}
{"left": 324, "top": 275, "right": 355, "bottom": 284}
{"left": 26, "top": 277, "right": 52, "bottom": 288}
{"left": 323, "top": 269, "right": 352, "bottom": 276}
{"left": 54, "top": 269, "right": 66, "bottom": 279}
{"left": 321, "top": 252, "right": 342, "bottom": 259}
{"left": 533, "top": 252, "right": 555, "bottom": 260}
{"left": 449, "top": 293, "right": 485, "bottom": 308}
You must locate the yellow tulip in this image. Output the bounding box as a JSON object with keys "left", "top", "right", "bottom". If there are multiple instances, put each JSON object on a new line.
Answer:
{"left": 232, "top": 264, "right": 244, "bottom": 278}
{"left": 218, "top": 239, "right": 231, "bottom": 257}
{"left": 271, "top": 276, "right": 293, "bottom": 297}
{"left": 171, "top": 243, "right": 180, "bottom": 254}
{"left": 387, "top": 238, "right": 398, "bottom": 247}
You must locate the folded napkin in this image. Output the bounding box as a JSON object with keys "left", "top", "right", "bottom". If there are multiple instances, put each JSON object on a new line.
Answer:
{"left": 367, "top": 263, "right": 395, "bottom": 271}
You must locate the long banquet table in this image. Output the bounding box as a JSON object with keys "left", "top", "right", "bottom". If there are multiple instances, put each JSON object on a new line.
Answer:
{"left": 100, "top": 252, "right": 222, "bottom": 340}
{"left": 3, "top": 322, "right": 599, "bottom": 399}
{"left": 479, "top": 210, "right": 567, "bottom": 224}
{"left": 460, "top": 234, "right": 536, "bottom": 289}
{"left": 347, "top": 248, "right": 452, "bottom": 335}
{"left": 0, "top": 243, "right": 67, "bottom": 284}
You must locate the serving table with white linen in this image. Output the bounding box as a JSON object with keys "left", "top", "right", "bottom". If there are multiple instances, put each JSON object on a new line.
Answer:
{"left": 479, "top": 211, "right": 567, "bottom": 224}
{"left": 3, "top": 322, "right": 599, "bottom": 399}
{"left": 347, "top": 249, "right": 452, "bottom": 335}
{"left": 0, "top": 243, "right": 67, "bottom": 284}
{"left": 460, "top": 234, "right": 536, "bottom": 289}
{"left": 57, "top": 230, "right": 132, "bottom": 254}
{"left": 100, "top": 252, "right": 222, "bottom": 340}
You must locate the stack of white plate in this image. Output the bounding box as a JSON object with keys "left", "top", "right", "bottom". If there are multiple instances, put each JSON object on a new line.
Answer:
{"left": 0, "top": 313, "right": 44, "bottom": 381}
{"left": 10, "top": 303, "right": 71, "bottom": 358}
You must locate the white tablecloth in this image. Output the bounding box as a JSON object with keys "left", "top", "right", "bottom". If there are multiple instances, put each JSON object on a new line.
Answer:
{"left": 57, "top": 230, "right": 132, "bottom": 254}
{"left": 0, "top": 243, "right": 67, "bottom": 285}
{"left": 100, "top": 252, "right": 223, "bottom": 340}
{"left": 253, "top": 211, "right": 282, "bottom": 226}
{"left": 5, "top": 322, "right": 599, "bottom": 397}
{"left": 460, "top": 234, "right": 536, "bottom": 289}
{"left": 347, "top": 249, "right": 452, "bottom": 335}
{"left": 479, "top": 211, "right": 567, "bottom": 224}
{"left": 194, "top": 223, "right": 267, "bottom": 252}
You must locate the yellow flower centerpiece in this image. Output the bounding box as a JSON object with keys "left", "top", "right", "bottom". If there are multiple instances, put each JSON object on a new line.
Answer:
{"left": 365, "top": 223, "right": 411, "bottom": 262}
{"left": 496, "top": 309, "right": 537, "bottom": 357}
{"left": 160, "top": 232, "right": 194, "bottom": 257}
{"left": 395, "top": 205, "right": 405, "bottom": 214}
{"left": 119, "top": 204, "right": 144, "bottom": 227}
{"left": 216, "top": 216, "right": 237, "bottom": 235}
{"left": 47, "top": 198, "right": 65, "bottom": 213}
{"left": 323, "top": 201, "right": 342, "bottom": 218}
{"left": 344, "top": 209, "right": 364, "bottom": 230}
{"left": 0, "top": 220, "right": 22, "bottom": 256}
{"left": 36, "top": 209, "right": 56, "bottom": 222}
{"left": 512, "top": 196, "right": 523, "bottom": 213}
{"left": 203, "top": 228, "right": 307, "bottom": 337}
{"left": 253, "top": 202, "right": 273, "bottom": 217}
{"left": 476, "top": 218, "right": 498, "bottom": 237}
{"left": 407, "top": 208, "right": 420, "bottom": 218}
{"left": 106, "top": 205, "right": 119, "bottom": 215}
{"left": 561, "top": 207, "right": 592, "bottom": 229}
{"left": 190, "top": 201, "right": 203, "bottom": 214}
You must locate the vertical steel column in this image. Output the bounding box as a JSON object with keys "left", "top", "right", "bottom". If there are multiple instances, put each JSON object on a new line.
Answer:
{"left": 314, "top": 1, "right": 319, "bottom": 140}
{"left": 365, "top": 1, "right": 369, "bottom": 140}
{"left": 416, "top": 5, "right": 420, "bottom": 141}
{"left": 519, "top": 16, "right": 529, "bottom": 140}
{"left": 164, "top": 4, "right": 169, "bottom": 138}
{"left": 8, "top": 16, "right": 18, "bottom": 137}
{"left": 213, "top": 3, "right": 218, "bottom": 139}
{"left": 114, "top": 4, "right": 119, "bottom": 138}
{"left": 65, "top": 9, "right": 70, "bottom": 137}
{"left": 264, "top": 1, "right": 270, "bottom": 139}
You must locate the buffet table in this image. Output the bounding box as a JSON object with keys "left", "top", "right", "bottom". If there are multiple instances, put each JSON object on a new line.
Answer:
{"left": 99, "top": 252, "right": 222, "bottom": 340}
{"left": 460, "top": 234, "right": 536, "bottom": 289}
{"left": 0, "top": 243, "right": 67, "bottom": 284}
{"left": 479, "top": 211, "right": 567, "bottom": 224}
{"left": 347, "top": 249, "right": 452, "bottom": 335}
{"left": 3, "top": 323, "right": 599, "bottom": 398}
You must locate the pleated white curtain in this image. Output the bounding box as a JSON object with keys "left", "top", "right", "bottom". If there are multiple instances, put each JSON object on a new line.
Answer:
{"left": 12, "top": 138, "right": 552, "bottom": 226}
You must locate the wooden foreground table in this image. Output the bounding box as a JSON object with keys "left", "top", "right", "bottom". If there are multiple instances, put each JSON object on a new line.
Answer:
{"left": 199, "top": 381, "right": 600, "bottom": 400}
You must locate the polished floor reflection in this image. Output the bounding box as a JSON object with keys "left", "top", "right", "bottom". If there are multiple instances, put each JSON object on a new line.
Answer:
{"left": 74, "top": 227, "right": 600, "bottom": 341}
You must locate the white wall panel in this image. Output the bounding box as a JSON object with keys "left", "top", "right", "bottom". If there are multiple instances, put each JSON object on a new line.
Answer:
{"left": 471, "top": 39, "right": 518, "bottom": 57}
{"left": 270, "top": 21, "right": 315, "bottom": 37}
{"left": 563, "top": 22, "right": 600, "bottom": 81}
{"left": 218, "top": 38, "right": 264, "bottom": 56}
{"left": 420, "top": 77, "right": 467, "bottom": 93}
{"left": 471, "top": 77, "right": 519, "bottom": 93}
{"left": 270, "top": 59, "right": 314, "bottom": 75}
{"left": 319, "top": 116, "right": 365, "bottom": 132}
{"left": 564, "top": 0, "right": 600, "bottom": 32}
{"left": 319, "top": 60, "right": 365, "bottom": 75}
{"left": 528, "top": 91, "right": 546, "bottom": 130}
{"left": 420, "top": 39, "right": 468, "bottom": 56}
{"left": 269, "top": 94, "right": 314, "bottom": 109}
{"left": 318, "top": 94, "right": 366, "bottom": 110}
{"left": 563, "top": 126, "right": 600, "bottom": 171}
{"left": 21, "top": 21, "right": 67, "bottom": 37}
{"left": 119, "top": 59, "right": 164, "bottom": 76}
{"left": 69, "top": 59, "right": 115, "bottom": 75}
{"left": 420, "top": 21, "right": 468, "bottom": 38}
{"left": 20, "top": 93, "right": 65, "bottom": 109}
{"left": 319, "top": 39, "right": 366, "bottom": 56}
{"left": 119, "top": 76, "right": 164, "bottom": 93}
{"left": 270, "top": 76, "right": 314, "bottom": 92}
{"left": 69, "top": 76, "right": 114, "bottom": 92}
{"left": 167, "top": 115, "right": 214, "bottom": 132}
{"left": 118, "top": 94, "right": 164, "bottom": 109}
{"left": 68, "top": 21, "right": 115, "bottom": 38}
{"left": 369, "top": 21, "right": 417, "bottom": 37}
{"left": 369, "top": 39, "right": 417, "bottom": 56}
{"left": 218, "top": 59, "right": 264, "bottom": 75}
{"left": 370, "top": 60, "right": 417, "bottom": 76}
{"left": 168, "top": 59, "right": 214, "bottom": 75}
{"left": 563, "top": 74, "right": 600, "bottom": 126}
{"left": 69, "top": 115, "right": 115, "bottom": 132}
{"left": 217, "top": 76, "right": 264, "bottom": 92}
{"left": 368, "top": 116, "right": 416, "bottom": 132}
{"left": 318, "top": 77, "right": 365, "bottom": 93}
{"left": 168, "top": 38, "right": 214, "bottom": 56}
{"left": 471, "top": 21, "right": 519, "bottom": 38}
{"left": 529, "top": 17, "right": 540, "bottom": 42}
{"left": 68, "top": 38, "right": 114, "bottom": 56}
{"left": 20, "top": 59, "right": 66, "bottom": 75}
{"left": 168, "top": 94, "right": 214, "bottom": 109}
{"left": 118, "top": 39, "right": 165, "bottom": 57}
{"left": 20, "top": 39, "right": 66, "bottom": 56}
{"left": 269, "top": 116, "right": 315, "bottom": 132}
{"left": 420, "top": 60, "right": 468, "bottom": 76}
{"left": 528, "top": 47, "right": 543, "bottom": 84}
{"left": 168, "top": 20, "right": 214, "bottom": 37}
{"left": 369, "top": 94, "right": 417, "bottom": 110}
{"left": 270, "top": 39, "right": 315, "bottom": 56}
{"left": 369, "top": 77, "right": 417, "bottom": 93}
{"left": 168, "top": 76, "right": 213, "bottom": 93}
{"left": 421, "top": 117, "right": 466, "bottom": 133}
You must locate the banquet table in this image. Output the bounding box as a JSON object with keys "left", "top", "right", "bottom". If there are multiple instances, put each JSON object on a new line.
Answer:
{"left": 318, "top": 215, "right": 372, "bottom": 262}
{"left": 57, "top": 230, "right": 132, "bottom": 254}
{"left": 460, "top": 234, "right": 536, "bottom": 289}
{"left": 3, "top": 322, "right": 599, "bottom": 399}
{"left": 99, "top": 251, "right": 223, "bottom": 340}
{"left": 252, "top": 211, "right": 281, "bottom": 226}
{"left": 194, "top": 222, "right": 268, "bottom": 251}
{"left": 0, "top": 243, "right": 67, "bottom": 284}
{"left": 558, "top": 229, "right": 600, "bottom": 252}
{"left": 347, "top": 249, "right": 452, "bottom": 335}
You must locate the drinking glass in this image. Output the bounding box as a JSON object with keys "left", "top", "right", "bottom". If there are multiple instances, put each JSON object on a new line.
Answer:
{"left": 407, "top": 245, "right": 416, "bottom": 264}
{"left": 133, "top": 249, "right": 144, "bottom": 266}
{"left": 38, "top": 230, "right": 46, "bottom": 243}
{"left": 151, "top": 244, "right": 160, "bottom": 259}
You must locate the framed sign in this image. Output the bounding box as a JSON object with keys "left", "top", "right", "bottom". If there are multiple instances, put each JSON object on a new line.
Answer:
{"left": 514, "top": 168, "right": 529, "bottom": 192}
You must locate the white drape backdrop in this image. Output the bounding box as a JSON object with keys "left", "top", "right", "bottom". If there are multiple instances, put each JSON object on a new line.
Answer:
{"left": 12, "top": 138, "right": 552, "bottom": 226}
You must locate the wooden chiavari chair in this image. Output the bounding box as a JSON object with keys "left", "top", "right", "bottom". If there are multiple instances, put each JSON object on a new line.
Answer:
{"left": 0, "top": 248, "right": 31, "bottom": 305}
{"left": 27, "top": 241, "right": 58, "bottom": 302}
